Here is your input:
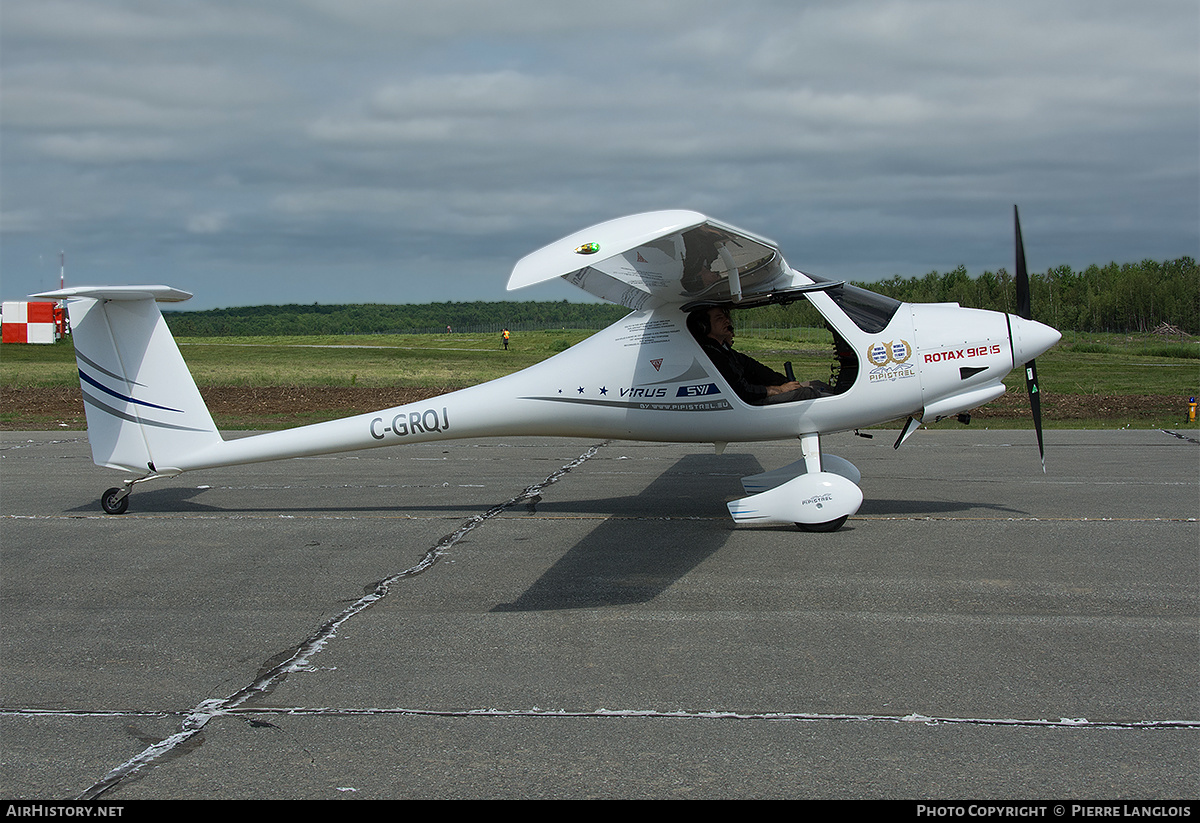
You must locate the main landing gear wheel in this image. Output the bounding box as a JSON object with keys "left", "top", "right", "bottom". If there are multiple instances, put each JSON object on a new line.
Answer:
{"left": 101, "top": 487, "right": 129, "bottom": 515}
{"left": 796, "top": 515, "right": 848, "bottom": 533}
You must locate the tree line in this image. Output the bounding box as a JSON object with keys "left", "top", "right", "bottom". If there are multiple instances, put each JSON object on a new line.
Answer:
{"left": 164, "top": 300, "right": 630, "bottom": 337}
{"left": 861, "top": 257, "right": 1198, "bottom": 334}
{"left": 164, "top": 257, "right": 1198, "bottom": 337}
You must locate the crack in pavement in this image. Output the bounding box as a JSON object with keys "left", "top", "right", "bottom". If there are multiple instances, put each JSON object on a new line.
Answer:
{"left": 22, "top": 432, "right": 1195, "bottom": 799}
{"left": 73, "top": 442, "right": 606, "bottom": 801}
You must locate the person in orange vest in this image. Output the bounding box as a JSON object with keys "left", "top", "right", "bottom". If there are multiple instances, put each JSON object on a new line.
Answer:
{"left": 502, "top": 328, "right": 510, "bottom": 350}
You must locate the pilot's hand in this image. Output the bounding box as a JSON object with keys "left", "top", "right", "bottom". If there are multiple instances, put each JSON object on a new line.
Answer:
{"left": 767, "top": 381, "right": 802, "bottom": 396}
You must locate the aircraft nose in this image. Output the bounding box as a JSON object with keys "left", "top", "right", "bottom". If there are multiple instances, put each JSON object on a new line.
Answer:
{"left": 1008, "top": 315, "right": 1061, "bottom": 364}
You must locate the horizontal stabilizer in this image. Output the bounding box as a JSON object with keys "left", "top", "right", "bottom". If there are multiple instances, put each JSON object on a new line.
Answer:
{"left": 32, "top": 285, "right": 193, "bottom": 303}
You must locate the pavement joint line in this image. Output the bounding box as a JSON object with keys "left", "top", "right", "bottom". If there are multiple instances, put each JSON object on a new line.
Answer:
{"left": 71, "top": 441, "right": 607, "bottom": 801}
{"left": 233, "top": 707, "right": 1200, "bottom": 730}
{"left": 6, "top": 705, "right": 1196, "bottom": 731}
{"left": 7, "top": 514, "right": 1195, "bottom": 523}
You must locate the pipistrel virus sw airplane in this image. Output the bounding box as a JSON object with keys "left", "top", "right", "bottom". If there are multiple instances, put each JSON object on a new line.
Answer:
{"left": 34, "top": 207, "right": 1059, "bottom": 530}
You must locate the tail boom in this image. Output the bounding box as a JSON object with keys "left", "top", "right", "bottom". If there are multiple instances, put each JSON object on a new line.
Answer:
{"left": 35, "top": 285, "right": 588, "bottom": 478}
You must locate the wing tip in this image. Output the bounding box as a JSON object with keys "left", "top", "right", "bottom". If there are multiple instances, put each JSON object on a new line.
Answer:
{"left": 507, "top": 211, "right": 709, "bottom": 292}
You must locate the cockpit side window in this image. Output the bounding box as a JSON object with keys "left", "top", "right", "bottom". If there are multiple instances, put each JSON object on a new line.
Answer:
{"left": 687, "top": 303, "right": 857, "bottom": 402}
{"left": 809, "top": 276, "right": 901, "bottom": 334}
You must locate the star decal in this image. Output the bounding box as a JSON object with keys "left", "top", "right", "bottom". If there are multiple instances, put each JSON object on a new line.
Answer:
{"left": 553, "top": 386, "right": 609, "bottom": 396}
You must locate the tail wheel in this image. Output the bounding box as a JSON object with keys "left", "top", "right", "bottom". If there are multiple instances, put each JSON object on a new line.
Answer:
{"left": 101, "top": 487, "right": 129, "bottom": 515}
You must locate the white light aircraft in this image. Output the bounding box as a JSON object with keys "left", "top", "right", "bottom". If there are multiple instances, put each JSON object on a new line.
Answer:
{"left": 33, "top": 208, "right": 1060, "bottom": 530}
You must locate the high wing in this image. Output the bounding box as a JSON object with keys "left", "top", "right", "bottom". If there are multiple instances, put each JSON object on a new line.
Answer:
{"left": 507, "top": 210, "right": 802, "bottom": 310}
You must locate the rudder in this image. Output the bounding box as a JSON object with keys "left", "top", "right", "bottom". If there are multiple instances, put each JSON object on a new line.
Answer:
{"left": 32, "top": 286, "right": 221, "bottom": 474}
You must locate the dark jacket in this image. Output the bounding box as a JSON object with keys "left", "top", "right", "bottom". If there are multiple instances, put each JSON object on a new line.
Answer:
{"left": 699, "top": 338, "right": 788, "bottom": 404}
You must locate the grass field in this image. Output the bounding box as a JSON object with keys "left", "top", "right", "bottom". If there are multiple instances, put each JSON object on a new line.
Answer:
{"left": 2, "top": 328, "right": 1197, "bottom": 431}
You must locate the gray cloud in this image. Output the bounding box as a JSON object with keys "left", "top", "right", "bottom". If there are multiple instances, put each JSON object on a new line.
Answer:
{"left": 2, "top": 0, "right": 1196, "bottom": 310}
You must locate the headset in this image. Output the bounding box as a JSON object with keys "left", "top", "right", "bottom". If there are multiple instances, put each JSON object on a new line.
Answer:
{"left": 686, "top": 304, "right": 730, "bottom": 340}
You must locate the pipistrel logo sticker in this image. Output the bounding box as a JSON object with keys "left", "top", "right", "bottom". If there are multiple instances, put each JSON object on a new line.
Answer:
{"left": 651, "top": 358, "right": 663, "bottom": 371}
{"left": 866, "top": 339, "right": 916, "bottom": 383}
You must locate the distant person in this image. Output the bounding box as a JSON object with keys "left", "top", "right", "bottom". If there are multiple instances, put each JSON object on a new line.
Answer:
{"left": 688, "top": 305, "right": 830, "bottom": 404}
{"left": 502, "top": 328, "right": 510, "bottom": 350}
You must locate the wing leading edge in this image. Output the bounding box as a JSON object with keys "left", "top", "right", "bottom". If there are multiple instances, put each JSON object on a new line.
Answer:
{"left": 507, "top": 211, "right": 796, "bottom": 310}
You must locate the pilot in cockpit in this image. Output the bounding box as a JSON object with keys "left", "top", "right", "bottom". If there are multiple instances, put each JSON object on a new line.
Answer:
{"left": 688, "top": 305, "right": 831, "bottom": 404}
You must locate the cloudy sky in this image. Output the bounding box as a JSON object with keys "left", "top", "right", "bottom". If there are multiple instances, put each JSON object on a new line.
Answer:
{"left": 2, "top": 0, "right": 1196, "bottom": 310}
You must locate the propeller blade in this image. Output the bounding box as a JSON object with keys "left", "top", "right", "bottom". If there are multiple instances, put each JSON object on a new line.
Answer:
{"left": 1015, "top": 205, "right": 1045, "bottom": 472}
{"left": 1024, "top": 358, "right": 1046, "bottom": 472}
{"left": 1014, "top": 205, "right": 1030, "bottom": 320}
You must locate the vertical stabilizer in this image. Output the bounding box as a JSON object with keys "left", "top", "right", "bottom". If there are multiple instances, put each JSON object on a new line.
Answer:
{"left": 32, "top": 286, "right": 221, "bottom": 474}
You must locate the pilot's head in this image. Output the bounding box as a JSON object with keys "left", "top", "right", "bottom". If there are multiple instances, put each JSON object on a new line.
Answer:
{"left": 688, "top": 305, "right": 734, "bottom": 346}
